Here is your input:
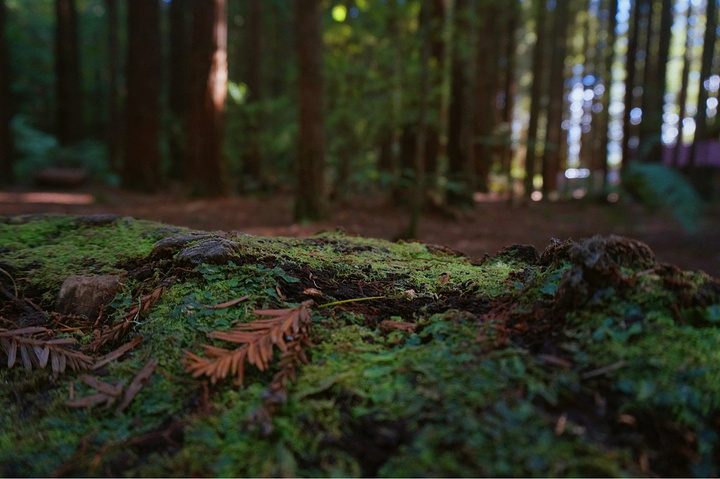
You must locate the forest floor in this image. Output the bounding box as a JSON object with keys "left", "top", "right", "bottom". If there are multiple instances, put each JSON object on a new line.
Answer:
{"left": 1, "top": 185, "right": 718, "bottom": 279}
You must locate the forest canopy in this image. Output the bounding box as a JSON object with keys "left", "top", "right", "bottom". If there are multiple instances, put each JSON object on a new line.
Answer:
{"left": 0, "top": 0, "right": 718, "bottom": 224}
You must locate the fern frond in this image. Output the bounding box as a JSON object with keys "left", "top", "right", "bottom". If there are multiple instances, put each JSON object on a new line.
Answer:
{"left": 623, "top": 162, "right": 704, "bottom": 234}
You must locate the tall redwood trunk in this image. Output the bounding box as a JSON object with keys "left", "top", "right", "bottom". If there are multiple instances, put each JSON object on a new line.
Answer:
{"left": 105, "top": 0, "right": 121, "bottom": 172}
{"left": 541, "top": 0, "right": 570, "bottom": 196}
{"left": 474, "top": 1, "right": 500, "bottom": 193}
{"left": 55, "top": 0, "right": 82, "bottom": 145}
{"left": 598, "top": 0, "right": 619, "bottom": 194}
{"left": 0, "top": 0, "right": 13, "bottom": 184}
{"left": 672, "top": 4, "right": 693, "bottom": 168}
{"left": 294, "top": 0, "right": 326, "bottom": 221}
{"left": 523, "top": 0, "right": 547, "bottom": 199}
{"left": 446, "top": 0, "right": 474, "bottom": 207}
{"left": 168, "top": 0, "right": 189, "bottom": 181}
{"left": 424, "top": 0, "right": 447, "bottom": 178}
{"left": 186, "top": 0, "right": 229, "bottom": 197}
{"left": 621, "top": 0, "right": 642, "bottom": 166}
{"left": 689, "top": 0, "right": 718, "bottom": 170}
{"left": 241, "top": 0, "right": 263, "bottom": 181}
{"left": 123, "top": 0, "right": 162, "bottom": 192}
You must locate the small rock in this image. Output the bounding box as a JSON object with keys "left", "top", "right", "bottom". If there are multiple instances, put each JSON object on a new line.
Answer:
{"left": 149, "top": 233, "right": 215, "bottom": 260}
{"left": 56, "top": 274, "right": 125, "bottom": 318}
{"left": 176, "top": 238, "right": 241, "bottom": 266}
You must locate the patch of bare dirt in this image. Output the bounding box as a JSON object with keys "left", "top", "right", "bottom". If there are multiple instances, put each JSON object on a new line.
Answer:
{"left": 1, "top": 185, "right": 718, "bottom": 279}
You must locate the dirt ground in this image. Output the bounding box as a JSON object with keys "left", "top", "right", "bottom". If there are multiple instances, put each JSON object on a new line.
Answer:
{"left": 1, "top": 185, "right": 718, "bottom": 279}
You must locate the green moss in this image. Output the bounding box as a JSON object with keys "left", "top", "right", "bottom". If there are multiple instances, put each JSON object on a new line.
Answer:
{"left": 0, "top": 215, "right": 718, "bottom": 476}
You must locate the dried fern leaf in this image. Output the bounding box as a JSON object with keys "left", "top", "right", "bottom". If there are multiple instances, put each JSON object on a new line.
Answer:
{"left": 115, "top": 358, "right": 157, "bottom": 415}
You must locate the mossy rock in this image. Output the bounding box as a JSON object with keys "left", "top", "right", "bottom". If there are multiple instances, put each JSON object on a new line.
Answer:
{"left": 1, "top": 214, "right": 719, "bottom": 477}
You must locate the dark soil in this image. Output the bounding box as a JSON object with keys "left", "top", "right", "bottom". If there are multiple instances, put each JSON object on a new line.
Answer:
{"left": 1, "top": 185, "right": 718, "bottom": 279}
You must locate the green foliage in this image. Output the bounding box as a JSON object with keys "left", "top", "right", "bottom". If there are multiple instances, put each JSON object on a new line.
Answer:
{"left": 622, "top": 162, "right": 704, "bottom": 234}
{"left": 11, "top": 115, "right": 117, "bottom": 185}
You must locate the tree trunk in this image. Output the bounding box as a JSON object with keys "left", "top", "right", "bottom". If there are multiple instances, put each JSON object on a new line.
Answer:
{"left": 597, "top": 0, "right": 619, "bottom": 195}
{"left": 500, "top": 3, "right": 519, "bottom": 202}
{"left": 672, "top": 4, "right": 693, "bottom": 168}
{"left": 186, "top": 0, "right": 229, "bottom": 197}
{"left": 294, "top": 0, "right": 327, "bottom": 221}
{"left": 689, "top": 0, "right": 718, "bottom": 170}
{"left": 55, "top": 0, "right": 82, "bottom": 146}
{"left": 621, "top": 0, "right": 642, "bottom": 166}
{"left": 542, "top": 0, "right": 570, "bottom": 197}
{"left": 105, "top": 0, "right": 121, "bottom": 173}
{"left": 167, "top": 0, "right": 189, "bottom": 181}
{"left": 0, "top": 0, "right": 13, "bottom": 184}
{"left": 523, "top": 0, "right": 547, "bottom": 199}
{"left": 401, "top": 0, "right": 431, "bottom": 240}
{"left": 473, "top": 1, "right": 500, "bottom": 193}
{"left": 446, "top": 0, "right": 474, "bottom": 208}
{"left": 241, "top": 0, "right": 263, "bottom": 183}
{"left": 424, "top": 0, "right": 447, "bottom": 179}
{"left": 123, "top": 0, "right": 162, "bottom": 193}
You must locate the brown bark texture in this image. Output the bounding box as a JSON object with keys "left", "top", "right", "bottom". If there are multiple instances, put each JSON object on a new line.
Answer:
{"left": 294, "top": 0, "right": 327, "bottom": 221}
{"left": 105, "top": 0, "right": 121, "bottom": 172}
{"left": 523, "top": 0, "right": 547, "bottom": 198}
{"left": 55, "top": 0, "right": 82, "bottom": 146}
{"left": 0, "top": 0, "right": 12, "bottom": 184}
{"left": 167, "top": 0, "right": 189, "bottom": 181}
{"left": 123, "top": 0, "right": 162, "bottom": 193}
{"left": 446, "top": 0, "right": 474, "bottom": 207}
{"left": 186, "top": 0, "right": 229, "bottom": 197}
{"left": 542, "top": 0, "right": 570, "bottom": 196}
{"left": 241, "top": 0, "right": 263, "bottom": 180}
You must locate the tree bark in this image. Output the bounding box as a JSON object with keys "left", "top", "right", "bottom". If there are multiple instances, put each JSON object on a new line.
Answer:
{"left": 55, "top": 0, "right": 82, "bottom": 146}
{"left": 446, "top": 0, "right": 474, "bottom": 208}
{"left": 186, "top": 0, "right": 229, "bottom": 197}
{"left": 689, "top": 0, "right": 718, "bottom": 170}
{"left": 424, "top": 0, "right": 447, "bottom": 179}
{"left": 541, "top": 0, "right": 570, "bottom": 197}
{"left": 123, "top": 0, "right": 162, "bottom": 193}
{"left": 294, "top": 0, "right": 327, "bottom": 221}
{"left": 0, "top": 0, "right": 13, "bottom": 184}
{"left": 105, "top": 0, "right": 121, "bottom": 173}
{"left": 621, "top": 0, "right": 642, "bottom": 166}
{"left": 598, "top": 0, "right": 619, "bottom": 195}
{"left": 473, "top": 0, "right": 501, "bottom": 193}
{"left": 167, "top": 0, "right": 189, "bottom": 181}
{"left": 523, "top": 0, "right": 547, "bottom": 199}
{"left": 672, "top": 4, "right": 693, "bottom": 168}
{"left": 241, "top": 0, "right": 263, "bottom": 182}
{"left": 500, "top": 3, "right": 519, "bottom": 201}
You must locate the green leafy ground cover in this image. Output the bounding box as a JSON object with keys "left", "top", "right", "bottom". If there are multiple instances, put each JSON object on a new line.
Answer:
{"left": 0, "top": 214, "right": 719, "bottom": 477}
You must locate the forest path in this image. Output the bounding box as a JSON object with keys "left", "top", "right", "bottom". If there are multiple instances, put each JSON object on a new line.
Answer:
{"left": 1, "top": 186, "right": 718, "bottom": 279}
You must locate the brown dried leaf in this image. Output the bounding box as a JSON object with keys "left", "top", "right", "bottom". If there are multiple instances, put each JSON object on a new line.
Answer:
{"left": 115, "top": 359, "right": 158, "bottom": 415}
{"left": 93, "top": 336, "right": 143, "bottom": 370}
{"left": 379, "top": 320, "right": 417, "bottom": 334}
{"left": 201, "top": 295, "right": 250, "bottom": 310}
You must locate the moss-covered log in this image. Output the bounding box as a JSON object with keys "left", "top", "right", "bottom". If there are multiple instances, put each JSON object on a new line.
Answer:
{"left": 0, "top": 214, "right": 719, "bottom": 477}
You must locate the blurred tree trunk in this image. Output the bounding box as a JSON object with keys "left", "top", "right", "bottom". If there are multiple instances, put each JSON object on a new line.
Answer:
{"left": 542, "top": 0, "right": 570, "bottom": 197}
{"left": 597, "top": 0, "right": 619, "bottom": 195}
{"left": 167, "top": 0, "right": 189, "bottom": 181}
{"left": 523, "top": 0, "right": 547, "bottom": 199}
{"left": 424, "top": 0, "right": 447, "bottom": 180}
{"left": 689, "top": 0, "right": 718, "bottom": 171}
{"left": 672, "top": 4, "right": 693, "bottom": 168}
{"left": 241, "top": 0, "right": 263, "bottom": 184}
{"left": 638, "top": 0, "right": 671, "bottom": 161}
{"left": 446, "top": 0, "right": 474, "bottom": 208}
{"left": 621, "top": 0, "right": 642, "bottom": 166}
{"left": 473, "top": 0, "right": 500, "bottom": 193}
{"left": 55, "top": 0, "right": 82, "bottom": 146}
{"left": 294, "top": 0, "right": 327, "bottom": 221}
{"left": 123, "top": 0, "right": 161, "bottom": 192}
{"left": 500, "top": 3, "right": 519, "bottom": 201}
{"left": 0, "top": 0, "right": 13, "bottom": 184}
{"left": 105, "top": 0, "right": 121, "bottom": 173}
{"left": 186, "top": 0, "right": 229, "bottom": 197}
{"left": 401, "top": 0, "right": 431, "bottom": 239}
